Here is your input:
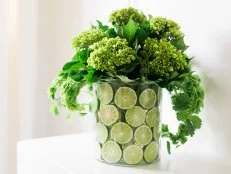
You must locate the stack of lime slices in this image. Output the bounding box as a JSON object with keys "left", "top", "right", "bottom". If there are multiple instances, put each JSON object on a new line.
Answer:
{"left": 95, "top": 82, "right": 161, "bottom": 165}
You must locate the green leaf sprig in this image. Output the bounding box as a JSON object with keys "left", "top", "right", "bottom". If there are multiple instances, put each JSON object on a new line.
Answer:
{"left": 162, "top": 73, "right": 204, "bottom": 153}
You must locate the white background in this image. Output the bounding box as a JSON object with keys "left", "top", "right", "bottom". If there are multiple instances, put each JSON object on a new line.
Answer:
{"left": 1, "top": 0, "right": 231, "bottom": 173}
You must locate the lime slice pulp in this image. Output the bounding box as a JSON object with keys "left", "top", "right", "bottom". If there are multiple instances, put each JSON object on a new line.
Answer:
{"left": 153, "top": 126, "right": 161, "bottom": 141}
{"left": 102, "top": 141, "right": 122, "bottom": 163}
{"left": 139, "top": 88, "right": 156, "bottom": 109}
{"left": 144, "top": 141, "right": 158, "bottom": 163}
{"left": 97, "top": 83, "right": 113, "bottom": 105}
{"left": 134, "top": 125, "right": 152, "bottom": 146}
{"left": 125, "top": 106, "right": 146, "bottom": 127}
{"left": 123, "top": 145, "right": 143, "bottom": 165}
{"left": 157, "top": 88, "right": 162, "bottom": 106}
{"left": 114, "top": 87, "right": 137, "bottom": 110}
{"left": 96, "top": 123, "right": 108, "bottom": 143}
{"left": 146, "top": 107, "right": 160, "bottom": 128}
{"left": 99, "top": 105, "right": 119, "bottom": 126}
{"left": 111, "top": 122, "right": 133, "bottom": 144}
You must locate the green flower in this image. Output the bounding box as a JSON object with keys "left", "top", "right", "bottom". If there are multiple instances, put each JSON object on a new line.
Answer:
{"left": 109, "top": 7, "right": 147, "bottom": 26}
{"left": 72, "top": 28, "right": 107, "bottom": 50}
{"left": 87, "top": 37, "right": 136, "bottom": 74}
{"left": 149, "top": 17, "right": 183, "bottom": 40}
{"left": 141, "top": 38, "right": 187, "bottom": 77}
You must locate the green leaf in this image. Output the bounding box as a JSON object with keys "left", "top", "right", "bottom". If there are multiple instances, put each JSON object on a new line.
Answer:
{"left": 48, "top": 87, "right": 57, "bottom": 100}
{"left": 162, "top": 124, "right": 169, "bottom": 133}
{"left": 171, "top": 37, "right": 189, "bottom": 52}
{"left": 176, "top": 111, "right": 189, "bottom": 121}
{"left": 140, "top": 21, "right": 150, "bottom": 31}
{"left": 96, "top": 20, "right": 117, "bottom": 37}
{"left": 118, "top": 60, "right": 139, "bottom": 74}
{"left": 191, "top": 116, "right": 202, "bottom": 129}
{"left": 115, "top": 27, "right": 123, "bottom": 38}
{"left": 172, "top": 93, "right": 191, "bottom": 111}
{"left": 167, "top": 141, "right": 171, "bottom": 154}
{"left": 122, "top": 19, "right": 139, "bottom": 42}
{"left": 135, "top": 28, "right": 148, "bottom": 43}
{"left": 96, "top": 20, "right": 109, "bottom": 31}
{"left": 116, "top": 75, "right": 135, "bottom": 83}
{"left": 106, "top": 28, "right": 117, "bottom": 37}
{"left": 161, "top": 124, "right": 170, "bottom": 137}
{"left": 49, "top": 104, "right": 59, "bottom": 116}
{"left": 70, "top": 73, "right": 84, "bottom": 82}
{"left": 72, "top": 49, "right": 89, "bottom": 62}
{"left": 84, "top": 74, "right": 99, "bottom": 83}
{"left": 179, "top": 135, "right": 187, "bottom": 144}
{"left": 186, "top": 120, "right": 195, "bottom": 136}
{"left": 62, "top": 61, "right": 78, "bottom": 71}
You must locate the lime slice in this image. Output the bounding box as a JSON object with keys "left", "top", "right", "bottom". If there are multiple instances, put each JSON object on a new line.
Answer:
{"left": 144, "top": 141, "right": 158, "bottom": 163}
{"left": 111, "top": 122, "right": 133, "bottom": 144}
{"left": 97, "top": 83, "right": 113, "bottom": 105}
{"left": 153, "top": 126, "right": 161, "bottom": 141}
{"left": 102, "top": 141, "right": 122, "bottom": 163}
{"left": 125, "top": 106, "right": 146, "bottom": 127}
{"left": 157, "top": 88, "right": 162, "bottom": 105}
{"left": 139, "top": 88, "right": 156, "bottom": 109}
{"left": 114, "top": 87, "right": 137, "bottom": 110}
{"left": 96, "top": 123, "right": 108, "bottom": 143}
{"left": 146, "top": 107, "right": 160, "bottom": 128}
{"left": 123, "top": 145, "right": 143, "bottom": 165}
{"left": 99, "top": 105, "right": 119, "bottom": 126}
{"left": 134, "top": 125, "right": 152, "bottom": 146}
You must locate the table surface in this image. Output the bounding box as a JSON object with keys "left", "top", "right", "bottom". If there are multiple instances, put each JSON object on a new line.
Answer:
{"left": 17, "top": 132, "right": 231, "bottom": 174}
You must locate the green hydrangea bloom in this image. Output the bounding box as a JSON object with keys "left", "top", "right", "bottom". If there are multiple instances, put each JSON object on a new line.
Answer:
{"left": 142, "top": 38, "right": 187, "bottom": 77}
{"left": 149, "top": 17, "right": 183, "bottom": 40}
{"left": 72, "top": 28, "right": 107, "bottom": 50}
{"left": 87, "top": 37, "right": 136, "bottom": 74}
{"left": 109, "top": 7, "right": 147, "bottom": 26}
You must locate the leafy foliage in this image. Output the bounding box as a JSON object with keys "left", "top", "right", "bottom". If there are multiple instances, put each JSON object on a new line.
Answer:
{"left": 119, "top": 19, "right": 139, "bottom": 43}
{"left": 48, "top": 49, "right": 101, "bottom": 114}
{"left": 171, "top": 37, "right": 189, "bottom": 52}
{"left": 96, "top": 20, "right": 117, "bottom": 37}
{"left": 162, "top": 73, "right": 204, "bottom": 153}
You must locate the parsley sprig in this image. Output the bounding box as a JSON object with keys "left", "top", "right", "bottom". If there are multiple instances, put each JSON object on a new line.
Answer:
{"left": 162, "top": 73, "right": 204, "bottom": 153}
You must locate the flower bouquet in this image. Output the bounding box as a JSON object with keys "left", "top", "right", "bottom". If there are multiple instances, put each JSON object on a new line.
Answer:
{"left": 48, "top": 7, "right": 204, "bottom": 166}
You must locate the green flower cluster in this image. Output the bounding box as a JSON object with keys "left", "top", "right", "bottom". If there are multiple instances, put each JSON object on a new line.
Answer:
{"left": 149, "top": 17, "right": 183, "bottom": 40}
{"left": 72, "top": 28, "right": 107, "bottom": 50}
{"left": 142, "top": 38, "right": 187, "bottom": 77}
{"left": 109, "top": 7, "right": 147, "bottom": 26}
{"left": 87, "top": 37, "right": 136, "bottom": 74}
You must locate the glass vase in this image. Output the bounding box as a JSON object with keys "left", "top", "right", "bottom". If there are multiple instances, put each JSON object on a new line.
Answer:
{"left": 94, "top": 80, "right": 162, "bottom": 166}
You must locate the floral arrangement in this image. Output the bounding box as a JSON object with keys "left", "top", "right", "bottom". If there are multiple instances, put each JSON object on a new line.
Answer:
{"left": 48, "top": 7, "right": 204, "bottom": 153}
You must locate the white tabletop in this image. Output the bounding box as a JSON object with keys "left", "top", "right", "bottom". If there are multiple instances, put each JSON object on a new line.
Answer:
{"left": 17, "top": 132, "right": 231, "bottom": 174}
